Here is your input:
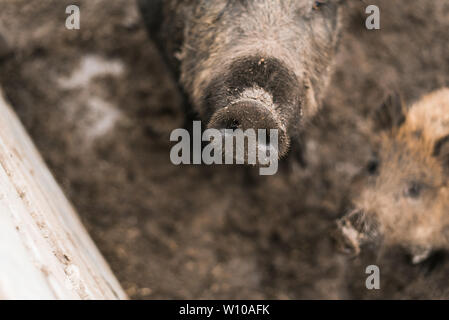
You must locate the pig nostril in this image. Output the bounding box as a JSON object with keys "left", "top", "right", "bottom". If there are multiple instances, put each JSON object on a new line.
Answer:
{"left": 214, "top": 117, "right": 241, "bottom": 130}
{"left": 226, "top": 119, "right": 240, "bottom": 130}
{"left": 207, "top": 100, "right": 290, "bottom": 158}
{"left": 342, "top": 242, "right": 356, "bottom": 255}
{"left": 265, "top": 138, "right": 271, "bottom": 147}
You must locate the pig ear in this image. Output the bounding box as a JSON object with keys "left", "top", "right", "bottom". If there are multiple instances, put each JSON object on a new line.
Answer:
{"left": 372, "top": 92, "right": 406, "bottom": 132}
{"left": 433, "top": 134, "right": 449, "bottom": 172}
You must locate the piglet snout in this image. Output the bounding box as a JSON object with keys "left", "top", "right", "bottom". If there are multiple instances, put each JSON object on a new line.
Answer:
{"left": 333, "top": 209, "right": 382, "bottom": 257}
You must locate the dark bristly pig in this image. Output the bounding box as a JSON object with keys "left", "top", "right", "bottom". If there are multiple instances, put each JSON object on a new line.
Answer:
{"left": 334, "top": 88, "right": 449, "bottom": 264}
{"left": 138, "top": 0, "right": 344, "bottom": 159}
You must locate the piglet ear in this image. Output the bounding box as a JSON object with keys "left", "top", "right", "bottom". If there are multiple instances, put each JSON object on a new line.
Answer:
{"left": 433, "top": 134, "right": 449, "bottom": 172}
{"left": 372, "top": 92, "right": 406, "bottom": 132}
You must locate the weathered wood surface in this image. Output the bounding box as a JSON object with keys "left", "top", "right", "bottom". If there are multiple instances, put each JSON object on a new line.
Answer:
{"left": 0, "top": 89, "right": 127, "bottom": 300}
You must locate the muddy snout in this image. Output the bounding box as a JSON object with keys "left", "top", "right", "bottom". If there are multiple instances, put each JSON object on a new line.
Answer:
{"left": 207, "top": 100, "right": 290, "bottom": 159}
{"left": 333, "top": 209, "right": 382, "bottom": 257}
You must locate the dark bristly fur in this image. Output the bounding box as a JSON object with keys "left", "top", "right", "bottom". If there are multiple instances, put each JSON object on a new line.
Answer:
{"left": 138, "top": 0, "right": 344, "bottom": 157}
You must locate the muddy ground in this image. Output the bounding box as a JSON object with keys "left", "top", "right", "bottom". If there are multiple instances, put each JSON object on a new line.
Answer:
{"left": 0, "top": 0, "right": 448, "bottom": 299}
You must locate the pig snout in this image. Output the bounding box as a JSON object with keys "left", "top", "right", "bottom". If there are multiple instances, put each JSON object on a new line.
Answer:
{"left": 139, "top": 0, "right": 343, "bottom": 160}
{"left": 207, "top": 100, "right": 290, "bottom": 158}
{"left": 333, "top": 209, "right": 382, "bottom": 257}
{"left": 203, "top": 55, "right": 304, "bottom": 159}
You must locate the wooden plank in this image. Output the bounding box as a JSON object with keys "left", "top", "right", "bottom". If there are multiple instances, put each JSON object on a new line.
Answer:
{"left": 0, "top": 88, "right": 127, "bottom": 300}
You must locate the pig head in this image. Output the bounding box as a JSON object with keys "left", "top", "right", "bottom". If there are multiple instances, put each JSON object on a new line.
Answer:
{"left": 334, "top": 91, "right": 449, "bottom": 264}
{"left": 138, "top": 0, "right": 344, "bottom": 157}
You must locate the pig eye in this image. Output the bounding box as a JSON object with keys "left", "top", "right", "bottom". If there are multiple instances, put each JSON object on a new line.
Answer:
{"left": 313, "top": 1, "right": 327, "bottom": 10}
{"left": 404, "top": 182, "right": 423, "bottom": 199}
{"left": 366, "top": 159, "right": 379, "bottom": 175}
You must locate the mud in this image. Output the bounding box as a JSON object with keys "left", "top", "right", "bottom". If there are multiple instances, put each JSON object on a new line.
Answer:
{"left": 0, "top": 0, "right": 448, "bottom": 299}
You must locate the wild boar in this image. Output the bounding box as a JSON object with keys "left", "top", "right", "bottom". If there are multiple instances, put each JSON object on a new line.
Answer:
{"left": 334, "top": 88, "right": 449, "bottom": 264}
{"left": 138, "top": 0, "right": 344, "bottom": 158}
